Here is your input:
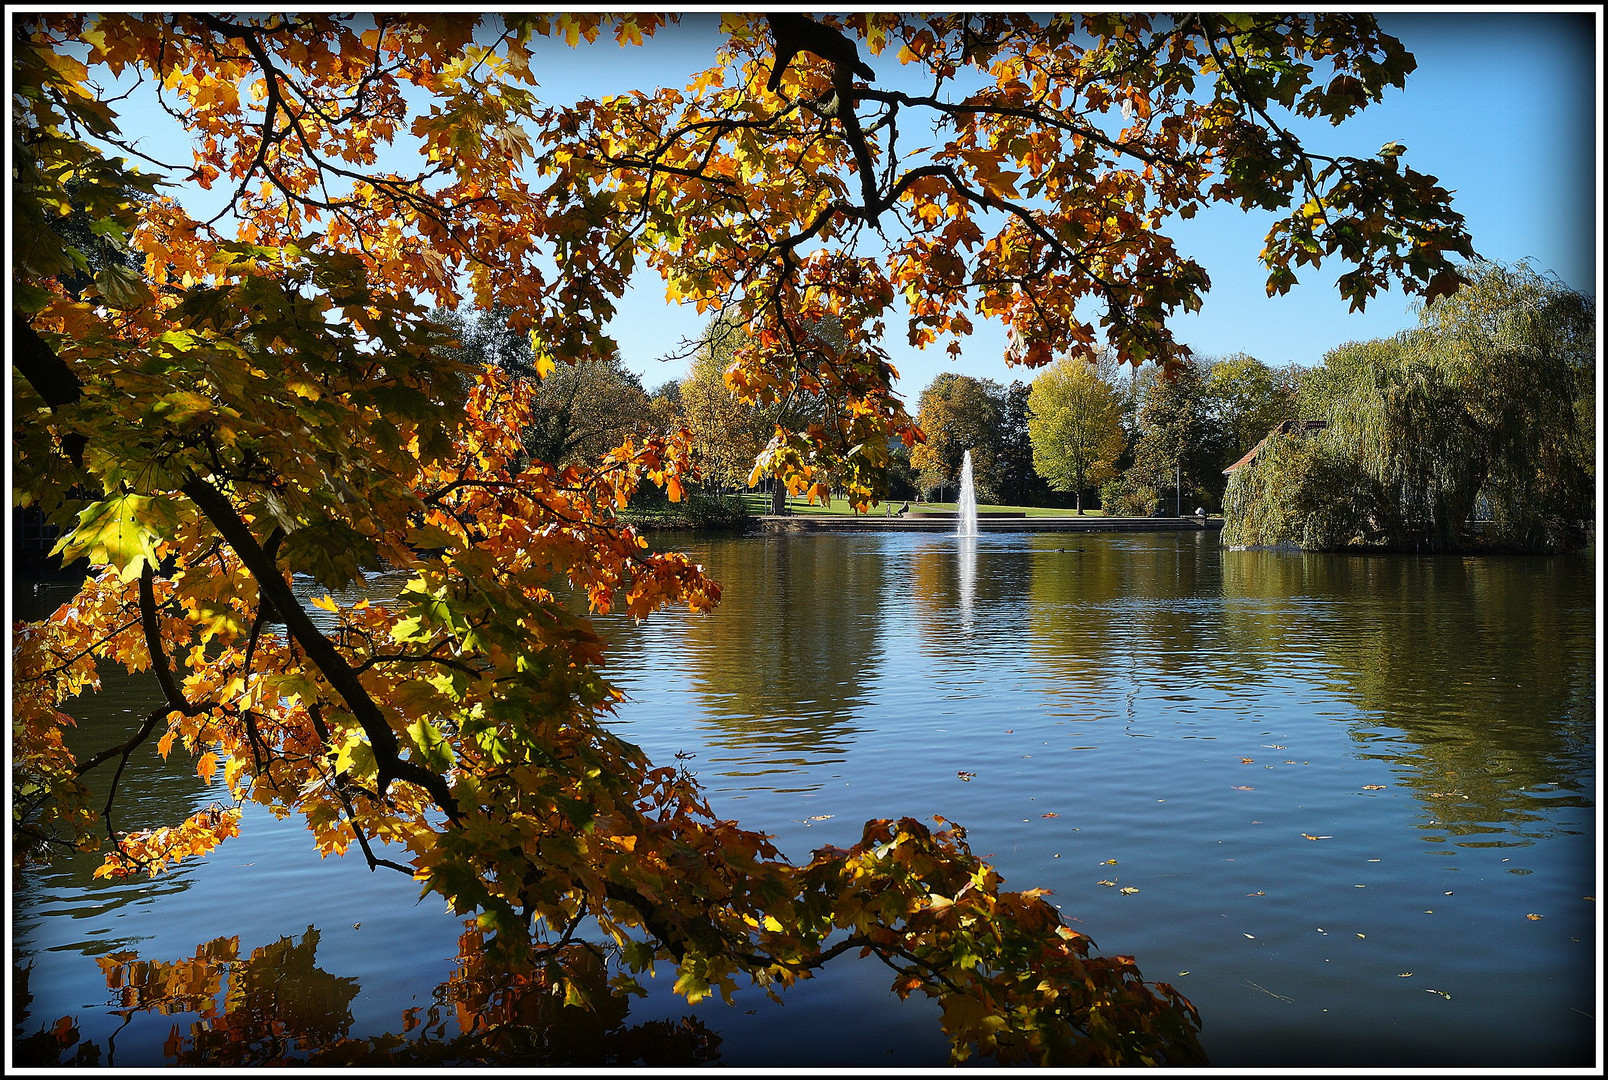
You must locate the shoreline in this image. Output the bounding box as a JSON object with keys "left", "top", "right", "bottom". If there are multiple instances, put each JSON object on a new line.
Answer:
{"left": 755, "top": 514, "right": 1222, "bottom": 533}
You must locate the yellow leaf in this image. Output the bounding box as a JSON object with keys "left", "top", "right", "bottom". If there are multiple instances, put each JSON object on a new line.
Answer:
{"left": 196, "top": 751, "right": 218, "bottom": 784}
{"left": 311, "top": 594, "right": 339, "bottom": 612}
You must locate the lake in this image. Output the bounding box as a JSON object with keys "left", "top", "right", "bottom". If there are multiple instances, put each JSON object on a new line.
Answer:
{"left": 11, "top": 530, "right": 1598, "bottom": 1067}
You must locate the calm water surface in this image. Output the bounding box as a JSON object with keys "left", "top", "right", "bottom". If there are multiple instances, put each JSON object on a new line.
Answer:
{"left": 12, "top": 531, "right": 1598, "bottom": 1067}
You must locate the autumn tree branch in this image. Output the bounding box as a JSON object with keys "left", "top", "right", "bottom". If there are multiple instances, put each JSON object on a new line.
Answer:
{"left": 15, "top": 318, "right": 464, "bottom": 825}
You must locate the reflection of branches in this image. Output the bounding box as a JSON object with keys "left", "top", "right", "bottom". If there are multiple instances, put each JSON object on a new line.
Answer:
{"left": 15, "top": 926, "right": 721, "bottom": 1067}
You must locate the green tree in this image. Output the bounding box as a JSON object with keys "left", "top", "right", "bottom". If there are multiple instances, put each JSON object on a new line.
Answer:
{"left": 1026, "top": 359, "right": 1125, "bottom": 513}
{"left": 15, "top": 12, "right": 1479, "bottom": 1064}
{"left": 1122, "top": 360, "right": 1232, "bottom": 514}
{"left": 910, "top": 374, "right": 1005, "bottom": 501}
{"left": 435, "top": 306, "right": 654, "bottom": 469}
{"left": 995, "top": 382, "right": 1055, "bottom": 506}
{"left": 525, "top": 358, "right": 652, "bottom": 469}
{"left": 1203, "top": 353, "right": 1301, "bottom": 466}
{"left": 1410, "top": 259, "right": 1595, "bottom": 551}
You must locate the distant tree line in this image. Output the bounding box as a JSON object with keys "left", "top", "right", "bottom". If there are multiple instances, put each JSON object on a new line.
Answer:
{"left": 433, "top": 259, "right": 1592, "bottom": 555}
{"left": 910, "top": 351, "right": 1301, "bottom": 515}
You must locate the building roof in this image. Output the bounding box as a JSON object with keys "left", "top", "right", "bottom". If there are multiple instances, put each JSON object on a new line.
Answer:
{"left": 1222, "top": 419, "right": 1328, "bottom": 475}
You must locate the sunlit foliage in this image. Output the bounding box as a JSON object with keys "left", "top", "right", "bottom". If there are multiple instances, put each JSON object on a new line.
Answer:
{"left": 14, "top": 12, "right": 1477, "bottom": 1063}
{"left": 1026, "top": 359, "right": 1126, "bottom": 513}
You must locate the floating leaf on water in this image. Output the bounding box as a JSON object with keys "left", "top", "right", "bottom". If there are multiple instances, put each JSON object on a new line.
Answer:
{"left": 1102, "top": 859, "right": 1118, "bottom": 865}
{"left": 1041, "top": 812, "right": 1059, "bottom": 818}
{"left": 1178, "top": 971, "right": 1190, "bottom": 977}
{"left": 806, "top": 815, "right": 833, "bottom": 821}
{"left": 1120, "top": 887, "right": 1139, "bottom": 895}
{"left": 1526, "top": 913, "right": 1543, "bottom": 921}
{"left": 1246, "top": 890, "right": 1265, "bottom": 896}
{"left": 1426, "top": 989, "right": 1452, "bottom": 999}
{"left": 1356, "top": 933, "right": 1366, "bottom": 938}
{"left": 1240, "top": 757, "right": 1255, "bottom": 764}
{"left": 957, "top": 771, "right": 975, "bottom": 781}
{"left": 1262, "top": 744, "right": 1286, "bottom": 749}
{"left": 1243, "top": 933, "right": 1255, "bottom": 939}
{"left": 1362, "top": 784, "right": 1387, "bottom": 790}
{"left": 1098, "top": 879, "right": 1118, "bottom": 887}
{"left": 1397, "top": 972, "right": 1413, "bottom": 978}
{"left": 1233, "top": 785, "right": 1255, "bottom": 791}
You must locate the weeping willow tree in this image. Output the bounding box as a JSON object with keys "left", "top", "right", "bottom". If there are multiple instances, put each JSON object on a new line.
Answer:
{"left": 1224, "top": 260, "right": 1594, "bottom": 553}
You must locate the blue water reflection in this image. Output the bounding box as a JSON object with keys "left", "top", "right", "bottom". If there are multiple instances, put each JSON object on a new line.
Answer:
{"left": 13, "top": 531, "right": 1596, "bottom": 1067}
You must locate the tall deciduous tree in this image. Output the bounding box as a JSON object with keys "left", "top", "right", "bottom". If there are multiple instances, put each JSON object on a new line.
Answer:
{"left": 14, "top": 11, "right": 1476, "bottom": 1064}
{"left": 994, "top": 382, "right": 1055, "bottom": 507}
{"left": 1027, "top": 359, "right": 1126, "bottom": 513}
{"left": 680, "top": 317, "right": 769, "bottom": 492}
{"left": 910, "top": 373, "right": 1006, "bottom": 501}
{"left": 436, "top": 306, "right": 654, "bottom": 468}
{"left": 1123, "top": 360, "right": 1233, "bottom": 513}
{"left": 1203, "top": 353, "right": 1301, "bottom": 464}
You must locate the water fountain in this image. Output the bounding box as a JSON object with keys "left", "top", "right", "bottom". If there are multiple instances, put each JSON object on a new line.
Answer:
{"left": 956, "top": 449, "right": 979, "bottom": 538}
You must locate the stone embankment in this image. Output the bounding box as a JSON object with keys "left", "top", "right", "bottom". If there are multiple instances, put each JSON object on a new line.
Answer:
{"left": 758, "top": 514, "right": 1221, "bottom": 533}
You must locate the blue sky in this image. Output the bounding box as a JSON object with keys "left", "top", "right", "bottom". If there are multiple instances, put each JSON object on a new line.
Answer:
{"left": 563, "top": 11, "right": 1600, "bottom": 397}
{"left": 60, "top": 11, "right": 1602, "bottom": 398}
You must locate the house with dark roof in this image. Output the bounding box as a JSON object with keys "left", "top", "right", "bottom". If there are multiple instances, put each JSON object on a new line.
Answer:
{"left": 1222, "top": 419, "right": 1328, "bottom": 476}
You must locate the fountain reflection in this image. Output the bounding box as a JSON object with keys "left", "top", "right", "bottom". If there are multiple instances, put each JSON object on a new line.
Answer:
{"left": 957, "top": 535, "right": 977, "bottom": 631}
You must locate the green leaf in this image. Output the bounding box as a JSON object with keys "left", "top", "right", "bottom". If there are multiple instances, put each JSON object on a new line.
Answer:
{"left": 407, "top": 716, "right": 455, "bottom": 772}
{"left": 672, "top": 967, "right": 711, "bottom": 1005}
{"left": 94, "top": 261, "right": 154, "bottom": 310}
{"left": 52, "top": 493, "right": 180, "bottom": 581}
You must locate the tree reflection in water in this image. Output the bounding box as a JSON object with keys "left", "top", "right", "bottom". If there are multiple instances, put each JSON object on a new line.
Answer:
{"left": 1218, "top": 548, "right": 1596, "bottom": 839}
{"left": 14, "top": 924, "right": 718, "bottom": 1067}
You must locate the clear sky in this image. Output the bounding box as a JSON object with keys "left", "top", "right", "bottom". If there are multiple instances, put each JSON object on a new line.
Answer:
{"left": 565, "top": 10, "right": 1601, "bottom": 398}
{"left": 53, "top": 10, "right": 1603, "bottom": 399}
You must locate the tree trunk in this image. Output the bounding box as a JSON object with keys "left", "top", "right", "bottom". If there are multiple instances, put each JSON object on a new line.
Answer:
{"left": 771, "top": 477, "right": 786, "bottom": 515}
